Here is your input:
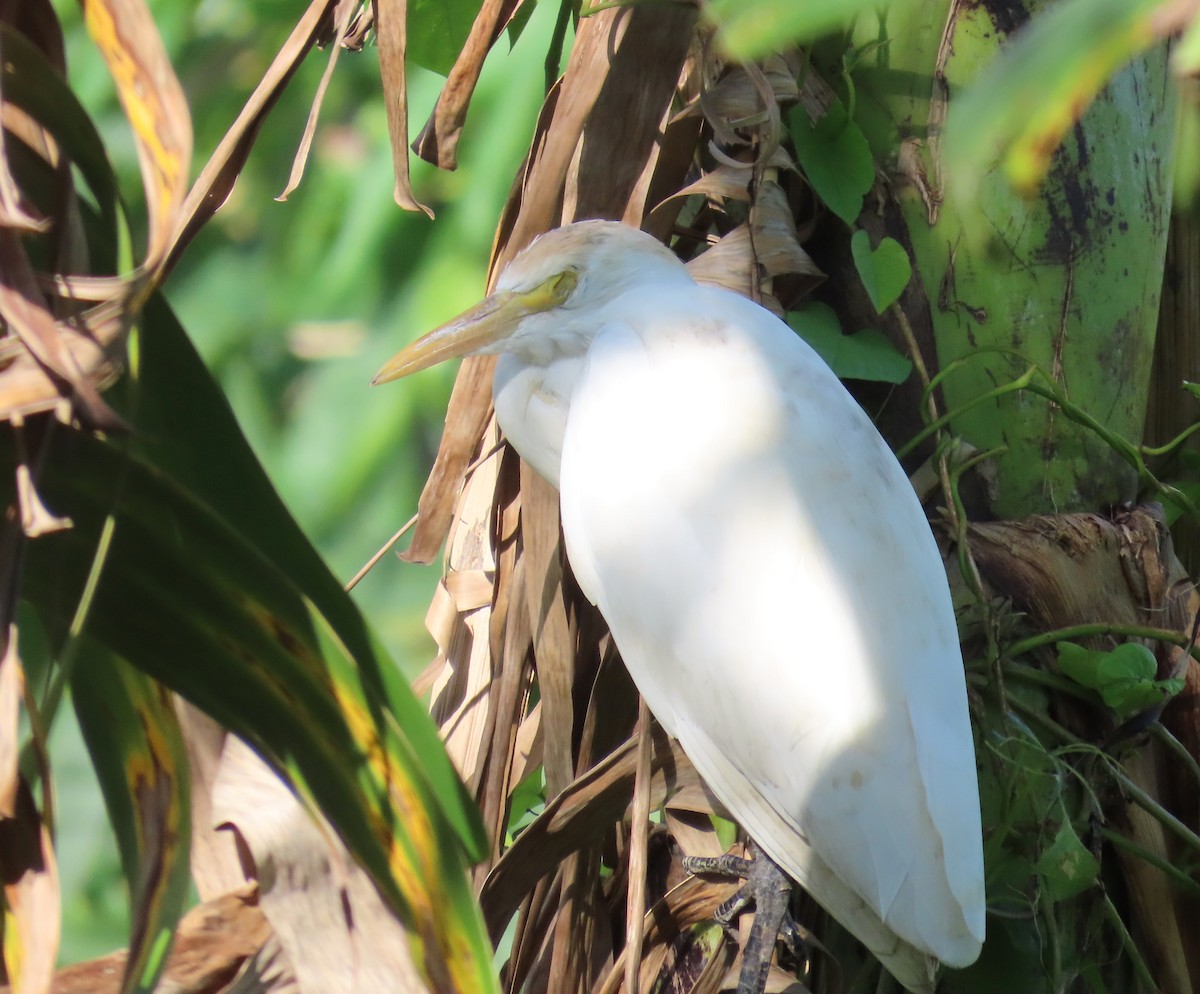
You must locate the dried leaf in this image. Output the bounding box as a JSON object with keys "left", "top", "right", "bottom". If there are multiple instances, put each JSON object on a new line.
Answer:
{"left": 521, "top": 464, "right": 575, "bottom": 797}
{"left": 0, "top": 627, "right": 20, "bottom": 819}
{"left": 624, "top": 700, "right": 653, "bottom": 994}
{"left": 411, "top": 0, "right": 527, "bottom": 170}
{"left": 479, "top": 488, "right": 533, "bottom": 858}
{"left": 428, "top": 421, "right": 505, "bottom": 786}
{"left": 0, "top": 778, "right": 59, "bottom": 994}
{"left": 664, "top": 809, "right": 726, "bottom": 863}
{"left": 174, "top": 702, "right": 246, "bottom": 901}
{"left": 402, "top": 357, "right": 496, "bottom": 564}
{"left": 0, "top": 74, "right": 47, "bottom": 233}
{"left": 509, "top": 698, "right": 544, "bottom": 789}
{"left": 597, "top": 876, "right": 742, "bottom": 994}
{"left": 480, "top": 728, "right": 702, "bottom": 939}
{"left": 656, "top": 146, "right": 795, "bottom": 212}
{"left": 691, "top": 57, "right": 797, "bottom": 149}
{"left": 81, "top": 0, "right": 191, "bottom": 276}
{"left": 14, "top": 465, "right": 70, "bottom": 540}
{"left": 686, "top": 213, "right": 821, "bottom": 308}
{"left": 0, "top": 230, "right": 120, "bottom": 428}
{"left": 3, "top": 888, "right": 270, "bottom": 994}
{"left": 165, "top": 0, "right": 341, "bottom": 275}
{"left": 375, "top": 0, "right": 433, "bottom": 215}
{"left": 277, "top": 0, "right": 357, "bottom": 202}
{"left": 212, "top": 737, "right": 431, "bottom": 994}
{"left": 563, "top": 3, "right": 697, "bottom": 224}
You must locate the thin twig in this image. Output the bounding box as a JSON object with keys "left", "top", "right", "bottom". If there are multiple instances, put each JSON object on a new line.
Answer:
{"left": 624, "top": 697, "right": 653, "bottom": 994}
{"left": 345, "top": 512, "right": 418, "bottom": 591}
{"left": 1006, "top": 624, "right": 1200, "bottom": 664}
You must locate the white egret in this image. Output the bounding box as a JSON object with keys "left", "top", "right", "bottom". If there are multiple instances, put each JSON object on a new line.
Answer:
{"left": 374, "top": 221, "right": 985, "bottom": 993}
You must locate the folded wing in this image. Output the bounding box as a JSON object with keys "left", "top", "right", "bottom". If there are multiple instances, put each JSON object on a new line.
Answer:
{"left": 557, "top": 288, "right": 984, "bottom": 989}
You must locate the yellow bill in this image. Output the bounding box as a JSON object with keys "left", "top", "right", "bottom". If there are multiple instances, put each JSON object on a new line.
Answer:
{"left": 371, "top": 291, "right": 523, "bottom": 384}
{"left": 371, "top": 269, "right": 578, "bottom": 385}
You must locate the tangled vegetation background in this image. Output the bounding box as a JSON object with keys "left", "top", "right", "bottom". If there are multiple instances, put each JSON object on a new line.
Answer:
{"left": 4, "top": 1, "right": 1200, "bottom": 993}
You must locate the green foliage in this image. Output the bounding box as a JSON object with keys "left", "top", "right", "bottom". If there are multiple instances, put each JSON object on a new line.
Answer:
{"left": 13, "top": 291, "right": 496, "bottom": 991}
{"left": 849, "top": 229, "right": 911, "bottom": 314}
{"left": 706, "top": 0, "right": 917, "bottom": 57}
{"left": 72, "top": 652, "right": 192, "bottom": 994}
{"left": 788, "top": 97, "right": 873, "bottom": 225}
{"left": 788, "top": 302, "right": 912, "bottom": 383}
{"left": 1035, "top": 818, "right": 1101, "bottom": 902}
{"left": 505, "top": 767, "right": 546, "bottom": 846}
{"left": 1055, "top": 642, "right": 1184, "bottom": 718}
{"left": 408, "top": 0, "right": 480, "bottom": 75}
{"left": 1162, "top": 450, "right": 1200, "bottom": 524}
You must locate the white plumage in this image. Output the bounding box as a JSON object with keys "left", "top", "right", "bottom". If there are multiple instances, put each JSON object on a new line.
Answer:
{"left": 374, "top": 221, "right": 985, "bottom": 992}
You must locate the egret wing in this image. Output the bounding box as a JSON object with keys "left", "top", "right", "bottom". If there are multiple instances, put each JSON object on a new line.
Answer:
{"left": 557, "top": 288, "right": 983, "bottom": 973}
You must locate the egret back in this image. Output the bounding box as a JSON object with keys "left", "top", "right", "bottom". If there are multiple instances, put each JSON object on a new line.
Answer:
{"left": 545, "top": 287, "right": 984, "bottom": 986}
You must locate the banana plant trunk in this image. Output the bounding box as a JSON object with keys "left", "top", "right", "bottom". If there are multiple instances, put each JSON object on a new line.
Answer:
{"left": 844, "top": 4, "right": 1190, "bottom": 993}
{"left": 851, "top": 1, "right": 1174, "bottom": 519}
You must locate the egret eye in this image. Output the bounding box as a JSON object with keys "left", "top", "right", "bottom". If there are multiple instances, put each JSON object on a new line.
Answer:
{"left": 546, "top": 269, "right": 578, "bottom": 304}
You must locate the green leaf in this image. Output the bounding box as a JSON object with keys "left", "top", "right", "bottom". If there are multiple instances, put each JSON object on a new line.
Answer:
{"left": 127, "top": 295, "right": 487, "bottom": 865}
{"left": 1056, "top": 642, "right": 1183, "bottom": 718}
{"left": 706, "top": 0, "right": 916, "bottom": 57}
{"left": 15, "top": 426, "right": 497, "bottom": 994}
{"left": 1175, "top": 13, "right": 1200, "bottom": 75}
{"left": 408, "top": 0, "right": 480, "bottom": 76}
{"left": 505, "top": 767, "right": 546, "bottom": 845}
{"left": 1057, "top": 641, "right": 1155, "bottom": 688}
{"left": 1162, "top": 480, "right": 1200, "bottom": 526}
{"left": 14, "top": 294, "right": 499, "bottom": 994}
{"left": 1035, "top": 819, "right": 1100, "bottom": 902}
{"left": 72, "top": 651, "right": 191, "bottom": 994}
{"left": 849, "top": 230, "right": 911, "bottom": 313}
{"left": 789, "top": 99, "right": 874, "bottom": 225}
{"left": 788, "top": 302, "right": 911, "bottom": 383}
{"left": 1, "top": 24, "right": 122, "bottom": 269}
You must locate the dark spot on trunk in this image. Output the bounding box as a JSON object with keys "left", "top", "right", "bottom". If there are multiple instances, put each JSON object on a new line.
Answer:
{"left": 959, "top": 0, "right": 1033, "bottom": 35}
{"left": 1037, "top": 127, "right": 1114, "bottom": 264}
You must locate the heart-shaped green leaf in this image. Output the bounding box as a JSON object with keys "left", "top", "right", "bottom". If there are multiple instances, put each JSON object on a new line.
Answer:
{"left": 790, "top": 100, "right": 874, "bottom": 225}
{"left": 851, "top": 230, "right": 912, "bottom": 313}
{"left": 1056, "top": 641, "right": 1184, "bottom": 718}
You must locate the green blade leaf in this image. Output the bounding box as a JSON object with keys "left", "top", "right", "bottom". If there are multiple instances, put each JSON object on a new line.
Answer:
{"left": 72, "top": 651, "right": 190, "bottom": 994}
{"left": 14, "top": 425, "right": 497, "bottom": 994}
{"left": 409, "top": 0, "right": 480, "bottom": 75}
{"left": 125, "top": 294, "right": 486, "bottom": 865}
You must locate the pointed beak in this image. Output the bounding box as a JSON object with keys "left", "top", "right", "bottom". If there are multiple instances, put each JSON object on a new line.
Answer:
{"left": 371, "top": 290, "right": 525, "bottom": 385}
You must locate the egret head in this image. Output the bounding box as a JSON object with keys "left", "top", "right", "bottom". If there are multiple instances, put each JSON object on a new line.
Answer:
{"left": 371, "top": 221, "right": 690, "bottom": 383}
